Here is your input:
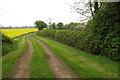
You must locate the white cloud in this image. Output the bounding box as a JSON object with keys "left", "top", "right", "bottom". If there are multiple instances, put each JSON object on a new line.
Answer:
{"left": 0, "top": 0, "right": 80, "bottom": 27}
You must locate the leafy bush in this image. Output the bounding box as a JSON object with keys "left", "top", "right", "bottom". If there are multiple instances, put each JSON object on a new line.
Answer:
{"left": 2, "top": 33, "right": 17, "bottom": 55}
{"left": 2, "top": 34, "right": 13, "bottom": 44}
{"left": 89, "top": 2, "right": 120, "bottom": 61}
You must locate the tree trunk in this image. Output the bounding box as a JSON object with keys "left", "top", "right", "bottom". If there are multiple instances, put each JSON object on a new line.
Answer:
{"left": 94, "top": 1, "right": 98, "bottom": 13}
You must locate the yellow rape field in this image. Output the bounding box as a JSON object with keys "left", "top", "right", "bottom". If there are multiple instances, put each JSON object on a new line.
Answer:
{"left": 1, "top": 28, "right": 38, "bottom": 38}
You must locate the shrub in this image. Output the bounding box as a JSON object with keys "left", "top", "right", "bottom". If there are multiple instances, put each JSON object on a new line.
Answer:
{"left": 2, "top": 33, "right": 17, "bottom": 55}
{"left": 89, "top": 2, "right": 120, "bottom": 61}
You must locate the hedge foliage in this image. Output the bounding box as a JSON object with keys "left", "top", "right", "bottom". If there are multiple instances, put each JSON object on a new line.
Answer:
{"left": 37, "top": 29, "right": 119, "bottom": 61}
{"left": 2, "top": 33, "right": 17, "bottom": 55}
{"left": 89, "top": 2, "right": 120, "bottom": 61}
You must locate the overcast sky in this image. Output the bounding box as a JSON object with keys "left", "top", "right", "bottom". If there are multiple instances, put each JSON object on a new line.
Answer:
{"left": 0, "top": 0, "right": 81, "bottom": 27}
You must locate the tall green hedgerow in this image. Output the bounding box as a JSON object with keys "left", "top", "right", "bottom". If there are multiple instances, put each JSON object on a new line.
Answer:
{"left": 37, "top": 29, "right": 119, "bottom": 61}
{"left": 37, "top": 30, "right": 92, "bottom": 54}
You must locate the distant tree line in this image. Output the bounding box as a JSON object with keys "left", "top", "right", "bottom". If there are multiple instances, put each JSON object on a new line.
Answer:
{"left": 34, "top": 20, "right": 86, "bottom": 31}
{"left": 0, "top": 26, "right": 36, "bottom": 29}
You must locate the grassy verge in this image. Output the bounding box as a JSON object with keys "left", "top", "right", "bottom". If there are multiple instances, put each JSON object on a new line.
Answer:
{"left": 29, "top": 36, "right": 54, "bottom": 78}
{"left": 35, "top": 35, "right": 118, "bottom": 79}
{"left": 2, "top": 35, "right": 28, "bottom": 78}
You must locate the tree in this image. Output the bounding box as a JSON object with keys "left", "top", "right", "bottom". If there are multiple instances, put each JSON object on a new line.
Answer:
{"left": 34, "top": 20, "right": 47, "bottom": 30}
{"left": 46, "top": 18, "right": 53, "bottom": 28}
{"left": 68, "top": 0, "right": 93, "bottom": 22}
{"left": 68, "top": 0, "right": 100, "bottom": 22}
{"left": 94, "top": 2, "right": 98, "bottom": 13}
{"left": 50, "top": 23, "right": 56, "bottom": 29}
{"left": 57, "top": 22, "right": 63, "bottom": 29}
{"left": 68, "top": 22, "right": 77, "bottom": 29}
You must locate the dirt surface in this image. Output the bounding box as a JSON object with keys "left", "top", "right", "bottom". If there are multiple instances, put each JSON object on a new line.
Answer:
{"left": 34, "top": 38, "right": 79, "bottom": 78}
{"left": 9, "top": 36, "right": 33, "bottom": 78}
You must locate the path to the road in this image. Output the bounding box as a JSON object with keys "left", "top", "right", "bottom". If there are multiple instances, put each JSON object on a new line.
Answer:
{"left": 9, "top": 35, "right": 34, "bottom": 78}
{"left": 33, "top": 37, "right": 79, "bottom": 78}
{"left": 8, "top": 34, "right": 80, "bottom": 78}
